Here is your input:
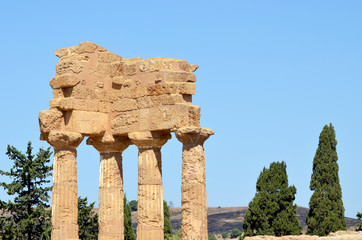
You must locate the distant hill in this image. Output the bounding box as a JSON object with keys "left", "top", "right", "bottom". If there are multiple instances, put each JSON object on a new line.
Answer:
{"left": 131, "top": 206, "right": 360, "bottom": 234}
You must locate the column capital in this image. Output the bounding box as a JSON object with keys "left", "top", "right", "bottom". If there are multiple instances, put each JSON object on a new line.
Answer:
{"left": 129, "top": 131, "right": 171, "bottom": 148}
{"left": 175, "top": 127, "right": 214, "bottom": 146}
{"left": 86, "top": 136, "right": 131, "bottom": 153}
{"left": 47, "top": 130, "right": 83, "bottom": 149}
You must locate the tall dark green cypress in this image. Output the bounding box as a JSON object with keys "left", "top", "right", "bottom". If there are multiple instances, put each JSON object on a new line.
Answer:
{"left": 124, "top": 196, "right": 136, "bottom": 240}
{"left": 306, "top": 124, "right": 346, "bottom": 236}
{"left": 164, "top": 200, "right": 173, "bottom": 240}
{"left": 242, "top": 161, "right": 301, "bottom": 238}
{"left": 0, "top": 142, "right": 52, "bottom": 239}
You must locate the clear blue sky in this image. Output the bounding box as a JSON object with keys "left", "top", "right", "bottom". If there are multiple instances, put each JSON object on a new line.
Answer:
{"left": 0, "top": 1, "right": 361, "bottom": 218}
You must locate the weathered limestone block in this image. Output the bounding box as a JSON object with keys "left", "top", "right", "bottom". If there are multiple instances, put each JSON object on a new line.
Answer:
{"left": 87, "top": 137, "right": 131, "bottom": 240}
{"left": 69, "top": 111, "right": 108, "bottom": 136}
{"left": 111, "top": 111, "right": 140, "bottom": 134}
{"left": 121, "top": 71, "right": 196, "bottom": 85}
{"left": 71, "top": 85, "right": 98, "bottom": 100}
{"left": 56, "top": 60, "right": 84, "bottom": 75}
{"left": 50, "top": 74, "right": 81, "bottom": 89}
{"left": 111, "top": 57, "right": 197, "bottom": 88}
{"left": 137, "top": 58, "right": 194, "bottom": 73}
{"left": 50, "top": 98, "right": 109, "bottom": 113}
{"left": 76, "top": 41, "right": 99, "bottom": 54}
{"left": 112, "top": 98, "right": 137, "bottom": 112}
{"left": 98, "top": 51, "right": 123, "bottom": 63}
{"left": 111, "top": 104, "right": 201, "bottom": 135}
{"left": 176, "top": 127, "right": 214, "bottom": 240}
{"left": 177, "top": 104, "right": 201, "bottom": 127}
{"left": 38, "top": 110, "right": 63, "bottom": 133}
{"left": 129, "top": 131, "right": 171, "bottom": 240}
{"left": 47, "top": 131, "right": 83, "bottom": 240}
{"left": 55, "top": 48, "right": 69, "bottom": 58}
{"left": 167, "top": 82, "right": 196, "bottom": 95}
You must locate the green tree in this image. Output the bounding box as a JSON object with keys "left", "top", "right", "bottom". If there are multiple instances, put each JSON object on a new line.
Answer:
{"left": 208, "top": 234, "right": 217, "bottom": 240}
{"left": 306, "top": 124, "right": 346, "bottom": 236}
{"left": 78, "top": 196, "right": 98, "bottom": 239}
{"left": 164, "top": 200, "right": 173, "bottom": 240}
{"left": 171, "top": 229, "right": 181, "bottom": 240}
{"left": 0, "top": 142, "right": 52, "bottom": 240}
{"left": 124, "top": 196, "right": 136, "bottom": 240}
{"left": 222, "top": 232, "right": 229, "bottom": 239}
{"left": 230, "top": 228, "right": 242, "bottom": 238}
{"left": 242, "top": 161, "right": 301, "bottom": 238}
{"left": 129, "top": 200, "right": 137, "bottom": 212}
{"left": 356, "top": 212, "right": 362, "bottom": 231}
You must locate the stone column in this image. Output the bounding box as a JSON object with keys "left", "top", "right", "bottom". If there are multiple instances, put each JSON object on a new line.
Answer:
{"left": 47, "top": 130, "right": 84, "bottom": 240}
{"left": 175, "top": 127, "right": 214, "bottom": 240}
{"left": 129, "top": 131, "right": 171, "bottom": 240}
{"left": 86, "top": 137, "right": 131, "bottom": 240}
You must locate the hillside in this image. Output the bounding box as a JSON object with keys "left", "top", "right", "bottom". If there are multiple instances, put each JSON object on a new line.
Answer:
{"left": 131, "top": 206, "right": 360, "bottom": 234}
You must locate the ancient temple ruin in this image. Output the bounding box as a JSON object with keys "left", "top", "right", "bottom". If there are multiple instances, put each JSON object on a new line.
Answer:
{"left": 38, "top": 41, "right": 213, "bottom": 240}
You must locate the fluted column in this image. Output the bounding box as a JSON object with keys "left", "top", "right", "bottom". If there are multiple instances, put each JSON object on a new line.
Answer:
{"left": 129, "top": 131, "right": 171, "bottom": 240}
{"left": 86, "top": 137, "right": 131, "bottom": 240}
{"left": 47, "top": 130, "right": 84, "bottom": 240}
{"left": 176, "top": 127, "right": 214, "bottom": 240}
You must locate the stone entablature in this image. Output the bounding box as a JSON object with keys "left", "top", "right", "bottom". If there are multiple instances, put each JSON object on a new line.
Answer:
{"left": 39, "top": 42, "right": 214, "bottom": 240}
{"left": 39, "top": 41, "right": 201, "bottom": 141}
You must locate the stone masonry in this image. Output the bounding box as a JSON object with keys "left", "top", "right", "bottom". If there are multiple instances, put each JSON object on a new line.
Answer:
{"left": 39, "top": 41, "right": 214, "bottom": 240}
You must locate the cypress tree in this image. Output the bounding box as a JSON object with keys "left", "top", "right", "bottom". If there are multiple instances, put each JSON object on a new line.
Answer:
{"left": 124, "top": 196, "right": 136, "bottom": 240}
{"left": 356, "top": 212, "right": 362, "bottom": 231}
{"left": 164, "top": 200, "right": 173, "bottom": 240}
{"left": 242, "top": 161, "right": 301, "bottom": 238}
{"left": 78, "top": 196, "right": 98, "bottom": 239}
{"left": 306, "top": 124, "right": 346, "bottom": 236}
{"left": 0, "top": 142, "right": 52, "bottom": 239}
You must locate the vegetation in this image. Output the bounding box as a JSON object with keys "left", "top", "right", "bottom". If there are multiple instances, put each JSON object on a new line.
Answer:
{"left": 306, "top": 124, "right": 346, "bottom": 236}
{"left": 164, "top": 200, "right": 173, "bottom": 240}
{"left": 78, "top": 196, "right": 98, "bottom": 239}
{"left": 124, "top": 196, "right": 136, "bottom": 240}
{"left": 171, "top": 229, "right": 181, "bottom": 240}
{"left": 230, "top": 228, "right": 242, "bottom": 238}
{"left": 129, "top": 200, "right": 137, "bottom": 212}
{"left": 357, "top": 212, "right": 362, "bottom": 231}
{"left": 0, "top": 142, "right": 52, "bottom": 239}
{"left": 208, "top": 234, "right": 217, "bottom": 240}
{"left": 242, "top": 161, "right": 301, "bottom": 238}
{"left": 222, "top": 232, "right": 229, "bottom": 238}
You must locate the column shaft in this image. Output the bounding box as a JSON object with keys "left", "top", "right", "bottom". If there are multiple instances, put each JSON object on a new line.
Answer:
{"left": 86, "top": 137, "right": 131, "bottom": 240}
{"left": 176, "top": 127, "right": 213, "bottom": 240}
{"left": 129, "top": 131, "right": 171, "bottom": 240}
{"left": 48, "top": 131, "right": 83, "bottom": 240}
{"left": 181, "top": 144, "right": 208, "bottom": 240}
{"left": 52, "top": 149, "right": 79, "bottom": 240}
{"left": 99, "top": 152, "right": 124, "bottom": 240}
{"left": 137, "top": 147, "right": 163, "bottom": 240}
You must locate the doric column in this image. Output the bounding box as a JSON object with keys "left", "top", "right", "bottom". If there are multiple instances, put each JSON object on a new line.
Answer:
{"left": 86, "top": 137, "right": 131, "bottom": 240}
{"left": 175, "top": 127, "right": 214, "bottom": 240}
{"left": 47, "top": 130, "right": 84, "bottom": 240}
{"left": 129, "top": 131, "right": 171, "bottom": 240}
